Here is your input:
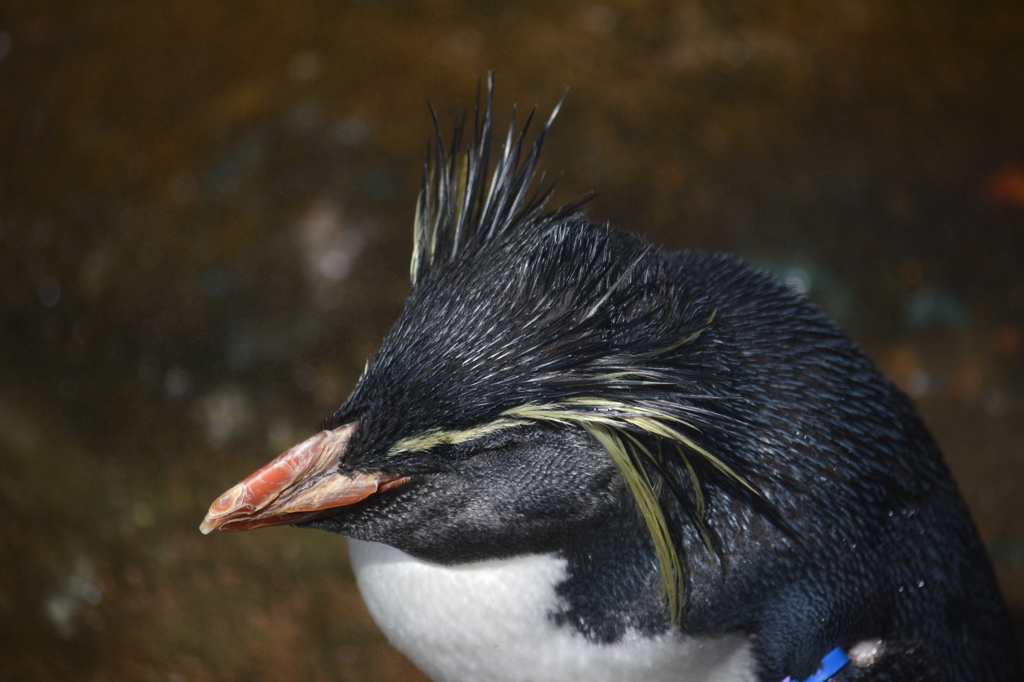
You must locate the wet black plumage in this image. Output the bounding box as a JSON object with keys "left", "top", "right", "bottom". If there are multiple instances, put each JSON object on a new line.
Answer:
{"left": 207, "top": 81, "right": 1021, "bottom": 682}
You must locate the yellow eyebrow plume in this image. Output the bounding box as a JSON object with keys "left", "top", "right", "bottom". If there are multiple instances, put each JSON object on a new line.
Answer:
{"left": 502, "top": 397, "right": 754, "bottom": 622}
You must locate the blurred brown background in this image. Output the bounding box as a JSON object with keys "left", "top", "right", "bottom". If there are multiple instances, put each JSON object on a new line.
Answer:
{"left": 2, "top": 1, "right": 1023, "bottom": 680}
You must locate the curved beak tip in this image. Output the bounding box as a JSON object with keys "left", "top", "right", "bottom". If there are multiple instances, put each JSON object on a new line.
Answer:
{"left": 199, "top": 483, "right": 246, "bottom": 534}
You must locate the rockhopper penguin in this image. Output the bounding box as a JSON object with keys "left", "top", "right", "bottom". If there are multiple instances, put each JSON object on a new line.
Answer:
{"left": 201, "top": 82, "right": 1021, "bottom": 682}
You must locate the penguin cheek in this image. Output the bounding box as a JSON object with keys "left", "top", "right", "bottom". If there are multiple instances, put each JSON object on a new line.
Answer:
{"left": 322, "top": 429, "right": 623, "bottom": 561}
{"left": 398, "top": 451, "right": 619, "bottom": 560}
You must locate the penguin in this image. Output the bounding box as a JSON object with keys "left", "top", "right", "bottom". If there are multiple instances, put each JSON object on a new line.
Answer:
{"left": 201, "top": 80, "right": 1021, "bottom": 682}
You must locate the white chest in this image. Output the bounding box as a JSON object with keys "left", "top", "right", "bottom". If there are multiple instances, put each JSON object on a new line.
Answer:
{"left": 347, "top": 539, "right": 756, "bottom": 682}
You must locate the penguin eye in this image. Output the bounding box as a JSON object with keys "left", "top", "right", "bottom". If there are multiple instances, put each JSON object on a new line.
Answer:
{"left": 376, "top": 425, "right": 525, "bottom": 471}
{"left": 452, "top": 428, "right": 524, "bottom": 457}
{"left": 386, "top": 418, "right": 527, "bottom": 458}
{"left": 414, "top": 439, "right": 511, "bottom": 464}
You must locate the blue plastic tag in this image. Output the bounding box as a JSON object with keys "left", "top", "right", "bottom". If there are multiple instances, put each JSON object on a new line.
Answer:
{"left": 781, "top": 647, "right": 850, "bottom": 682}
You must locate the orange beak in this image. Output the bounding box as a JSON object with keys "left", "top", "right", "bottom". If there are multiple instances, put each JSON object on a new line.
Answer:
{"left": 200, "top": 422, "right": 408, "bottom": 534}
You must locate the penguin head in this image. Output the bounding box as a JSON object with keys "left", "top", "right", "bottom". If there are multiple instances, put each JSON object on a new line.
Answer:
{"left": 200, "top": 81, "right": 746, "bottom": 619}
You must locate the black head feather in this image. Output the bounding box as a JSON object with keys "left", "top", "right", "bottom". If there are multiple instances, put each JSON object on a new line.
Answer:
{"left": 410, "top": 74, "right": 587, "bottom": 287}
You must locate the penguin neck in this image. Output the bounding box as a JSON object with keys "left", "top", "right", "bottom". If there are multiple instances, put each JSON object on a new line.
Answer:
{"left": 548, "top": 501, "right": 676, "bottom": 641}
{"left": 347, "top": 539, "right": 756, "bottom": 682}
